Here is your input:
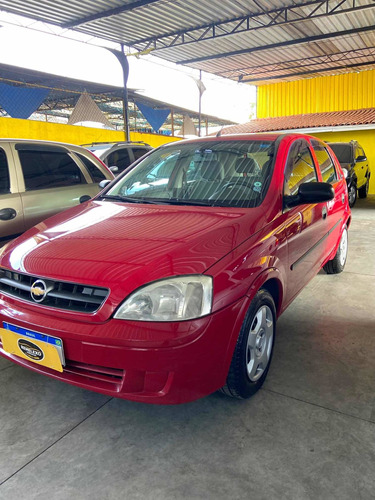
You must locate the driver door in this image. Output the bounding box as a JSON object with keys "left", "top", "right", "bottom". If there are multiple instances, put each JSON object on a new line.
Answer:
{"left": 283, "top": 139, "right": 329, "bottom": 304}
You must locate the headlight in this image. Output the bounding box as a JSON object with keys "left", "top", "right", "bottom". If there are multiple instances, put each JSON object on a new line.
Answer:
{"left": 114, "top": 275, "right": 213, "bottom": 322}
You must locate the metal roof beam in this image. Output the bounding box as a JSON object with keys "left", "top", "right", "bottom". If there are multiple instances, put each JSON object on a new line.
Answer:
{"left": 130, "top": 0, "right": 375, "bottom": 51}
{"left": 220, "top": 47, "right": 375, "bottom": 79}
{"left": 245, "top": 60, "right": 375, "bottom": 83}
{"left": 62, "top": 0, "right": 160, "bottom": 28}
{"left": 177, "top": 25, "right": 375, "bottom": 65}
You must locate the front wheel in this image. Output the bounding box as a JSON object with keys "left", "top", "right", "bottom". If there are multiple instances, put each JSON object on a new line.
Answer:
{"left": 348, "top": 184, "right": 357, "bottom": 208}
{"left": 221, "top": 289, "right": 276, "bottom": 399}
{"left": 323, "top": 226, "right": 348, "bottom": 274}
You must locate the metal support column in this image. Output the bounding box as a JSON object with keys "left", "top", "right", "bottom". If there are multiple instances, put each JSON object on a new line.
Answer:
{"left": 108, "top": 44, "right": 130, "bottom": 141}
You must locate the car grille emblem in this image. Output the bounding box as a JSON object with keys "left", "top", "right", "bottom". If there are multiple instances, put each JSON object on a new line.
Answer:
{"left": 30, "top": 280, "right": 49, "bottom": 303}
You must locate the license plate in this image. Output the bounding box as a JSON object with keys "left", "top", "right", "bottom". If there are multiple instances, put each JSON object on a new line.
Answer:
{"left": 0, "top": 322, "right": 65, "bottom": 372}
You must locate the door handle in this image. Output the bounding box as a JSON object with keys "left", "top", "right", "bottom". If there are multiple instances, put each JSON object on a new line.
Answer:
{"left": 0, "top": 208, "right": 17, "bottom": 221}
{"left": 322, "top": 206, "right": 327, "bottom": 220}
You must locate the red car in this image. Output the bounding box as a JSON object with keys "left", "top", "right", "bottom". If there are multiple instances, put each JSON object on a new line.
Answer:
{"left": 0, "top": 134, "right": 350, "bottom": 404}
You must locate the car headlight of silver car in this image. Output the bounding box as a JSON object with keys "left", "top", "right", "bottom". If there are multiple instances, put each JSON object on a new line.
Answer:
{"left": 114, "top": 275, "right": 213, "bottom": 322}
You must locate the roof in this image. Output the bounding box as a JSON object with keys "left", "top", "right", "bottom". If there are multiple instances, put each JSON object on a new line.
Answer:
{"left": 0, "top": 62, "right": 234, "bottom": 130}
{"left": 0, "top": 62, "right": 233, "bottom": 124}
{"left": 0, "top": 1, "right": 375, "bottom": 85}
{"left": 217, "top": 108, "right": 375, "bottom": 134}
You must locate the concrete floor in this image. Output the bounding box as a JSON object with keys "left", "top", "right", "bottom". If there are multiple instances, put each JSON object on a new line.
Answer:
{"left": 1, "top": 197, "right": 374, "bottom": 500}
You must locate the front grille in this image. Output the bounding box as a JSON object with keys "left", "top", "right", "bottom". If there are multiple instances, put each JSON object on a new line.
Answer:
{"left": 0, "top": 269, "right": 109, "bottom": 313}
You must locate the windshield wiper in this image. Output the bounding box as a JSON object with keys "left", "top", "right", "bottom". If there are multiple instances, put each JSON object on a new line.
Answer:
{"left": 99, "top": 194, "right": 214, "bottom": 206}
{"left": 163, "top": 198, "right": 213, "bottom": 206}
{"left": 98, "top": 194, "right": 159, "bottom": 204}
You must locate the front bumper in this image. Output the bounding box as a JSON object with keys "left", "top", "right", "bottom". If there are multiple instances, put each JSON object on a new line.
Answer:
{"left": 0, "top": 296, "right": 246, "bottom": 404}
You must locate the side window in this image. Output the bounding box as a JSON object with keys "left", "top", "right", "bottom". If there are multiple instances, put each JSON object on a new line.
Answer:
{"left": 107, "top": 149, "right": 131, "bottom": 173}
{"left": 19, "top": 150, "right": 86, "bottom": 191}
{"left": 312, "top": 141, "right": 337, "bottom": 184}
{"left": 356, "top": 146, "right": 366, "bottom": 160}
{"left": 76, "top": 153, "right": 106, "bottom": 183}
{"left": 284, "top": 139, "right": 318, "bottom": 196}
{"left": 0, "top": 148, "right": 10, "bottom": 194}
{"left": 132, "top": 148, "right": 149, "bottom": 161}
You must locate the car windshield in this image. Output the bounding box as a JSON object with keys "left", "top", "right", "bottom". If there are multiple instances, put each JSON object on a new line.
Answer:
{"left": 329, "top": 144, "right": 352, "bottom": 164}
{"left": 103, "top": 140, "right": 276, "bottom": 208}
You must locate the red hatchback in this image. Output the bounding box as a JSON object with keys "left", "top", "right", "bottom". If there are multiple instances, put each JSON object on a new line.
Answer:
{"left": 0, "top": 134, "right": 350, "bottom": 404}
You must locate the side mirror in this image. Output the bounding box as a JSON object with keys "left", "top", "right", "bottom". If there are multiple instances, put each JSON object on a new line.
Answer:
{"left": 342, "top": 167, "right": 348, "bottom": 179}
{"left": 109, "top": 165, "right": 119, "bottom": 173}
{"left": 284, "top": 182, "right": 334, "bottom": 208}
{"left": 99, "top": 179, "right": 111, "bottom": 189}
{"left": 79, "top": 195, "right": 91, "bottom": 204}
{"left": 355, "top": 155, "right": 367, "bottom": 162}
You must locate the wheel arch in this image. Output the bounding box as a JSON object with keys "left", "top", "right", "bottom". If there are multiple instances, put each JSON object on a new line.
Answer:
{"left": 247, "top": 268, "right": 284, "bottom": 318}
{"left": 260, "top": 278, "right": 283, "bottom": 317}
{"left": 221, "top": 269, "right": 284, "bottom": 384}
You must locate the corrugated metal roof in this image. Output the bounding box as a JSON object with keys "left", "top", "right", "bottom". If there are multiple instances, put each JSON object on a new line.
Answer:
{"left": 0, "top": 0, "right": 375, "bottom": 84}
{"left": 218, "top": 108, "right": 375, "bottom": 133}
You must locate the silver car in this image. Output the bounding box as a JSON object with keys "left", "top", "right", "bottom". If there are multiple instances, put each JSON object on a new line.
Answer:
{"left": 0, "top": 139, "right": 114, "bottom": 244}
{"left": 85, "top": 141, "right": 152, "bottom": 175}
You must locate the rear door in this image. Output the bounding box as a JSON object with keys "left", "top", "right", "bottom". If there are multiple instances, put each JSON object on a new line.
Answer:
{"left": 354, "top": 144, "right": 367, "bottom": 188}
{"left": 0, "top": 144, "right": 25, "bottom": 242}
{"left": 15, "top": 143, "right": 97, "bottom": 231}
{"left": 311, "top": 139, "right": 347, "bottom": 258}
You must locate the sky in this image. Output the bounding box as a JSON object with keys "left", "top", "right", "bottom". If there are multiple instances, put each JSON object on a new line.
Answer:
{"left": 0, "top": 13, "right": 256, "bottom": 124}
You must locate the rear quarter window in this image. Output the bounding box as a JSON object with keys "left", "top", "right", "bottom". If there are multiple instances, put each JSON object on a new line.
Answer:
{"left": 0, "top": 148, "right": 10, "bottom": 194}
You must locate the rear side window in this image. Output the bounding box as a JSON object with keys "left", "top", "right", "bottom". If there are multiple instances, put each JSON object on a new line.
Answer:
{"left": 284, "top": 139, "right": 318, "bottom": 196}
{"left": 107, "top": 149, "right": 131, "bottom": 173}
{"left": 312, "top": 141, "right": 337, "bottom": 184}
{"left": 0, "top": 148, "right": 10, "bottom": 194}
{"left": 132, "top": 148, "right": 150, "bottom": 161}
{"left": 356, "top": 146, "right": 366, "bottom": 160}
{"left": 19, "top": 150, "right": 86, "bottom": 191}
{"left": 329, "top": 144, "right": 352, "bottom": 164}
{"left": 76, "top": 153, "right": 106, "bottom": 183}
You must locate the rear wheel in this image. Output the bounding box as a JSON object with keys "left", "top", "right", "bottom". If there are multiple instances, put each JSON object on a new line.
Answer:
{"left": 323, "top": 226, "right": 348, "bottom": 274}
{"left": 358, "top": 178, "right": 369, "bottom": 199}
{"left": 221, "top": 289, "right": 276, "bottom": 399}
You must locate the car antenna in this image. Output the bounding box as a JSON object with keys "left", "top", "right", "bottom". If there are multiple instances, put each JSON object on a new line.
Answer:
{"left": 216, "top": 127, "right": 223, "bottom": 137}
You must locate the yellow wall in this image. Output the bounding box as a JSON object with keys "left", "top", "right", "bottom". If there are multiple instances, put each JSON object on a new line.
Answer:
{"left": 257, "top": 70, "right": 375, "bottom": 118}
{"left": 315, "top": 129, "right": 374, "bottom": 194}
{"left": 0, "top": 117, "right": 180, "bottom": 148}
{"left": 256, "top": 71, "right": 375, "bottom": 193}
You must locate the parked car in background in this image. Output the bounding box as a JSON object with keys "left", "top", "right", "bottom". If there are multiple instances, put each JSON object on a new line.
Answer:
{"left": 327, "top": 140, "right": 371, "bottom": 207}
{"left": 0, "top": 133, "right": 350, "bottom": 404}
{"left": 0, "top": 139, "right": 114, "bottom": 244}
{"left": 84, "top": 141, "right": 152, "bottom": 175}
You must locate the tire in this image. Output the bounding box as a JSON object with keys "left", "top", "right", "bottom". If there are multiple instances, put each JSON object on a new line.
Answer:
{"left": 348, "top": 183, "right": 357, "bottom": 208}
{"left": 221, "top": 289, "right": 276, "bottom": 399}
{"left": 323, "top": 226, "right": 348, "bottom": 274}
{"left": 358, "top": 178, "right": 369, "bottom": 199}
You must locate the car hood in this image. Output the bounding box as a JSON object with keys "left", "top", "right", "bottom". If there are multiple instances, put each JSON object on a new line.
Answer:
{"left": 1, "top": 200, "right": 267, "bottom": 297}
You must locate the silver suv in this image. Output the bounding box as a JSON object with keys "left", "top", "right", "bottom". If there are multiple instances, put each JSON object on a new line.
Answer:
{"left": 84, "top": 141, "right": 152, "bottom": 175}
{"left": 0, "top": 139, "right": 114, "bottom": 243}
